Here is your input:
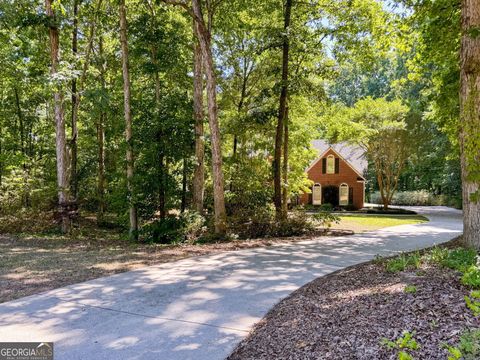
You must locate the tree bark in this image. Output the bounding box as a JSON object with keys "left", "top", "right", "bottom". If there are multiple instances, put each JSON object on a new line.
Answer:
{"left": 460, "top": 0, "right": 480, "bottom": 248}
{"left": 191, "top": 0, "right": 226, "bottom": 234}
{"left": 46, "top": 0, "right": 70, "bottom": 233}
{"left": 70, "top": 0, "right": 79, "bottom": 202}
{"left": 96, "top": 36, "right": 107, "bottom": 223}
{"left": 181, "top": 157, "right": 187, "bottom": 213}
{"left": 281, "top": 105, "right": 289, "bottom": 217}
{"left": 14, "top": 87, "right": 30, "bottom": 208}
{"left": 119, "top": 0, "right": 138, "bottom": 240}
{"left": 274, "top": 0, "right": 292, "bottom": 219}
{"left": 192, "top": 20, "right": 205, "bottom": 215}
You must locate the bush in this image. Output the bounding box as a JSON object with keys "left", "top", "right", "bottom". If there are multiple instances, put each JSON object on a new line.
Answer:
{"left": 462, "top": 266, "right": 480, "bottom": 288}
{"left": 229, "top": 207, "right": 319, "bottom": 239}
{"left": 370, "top": 190, "right": 462, "bottom": 208}
{"left": 141, "top": 211, "right": 206, "bottom": 244}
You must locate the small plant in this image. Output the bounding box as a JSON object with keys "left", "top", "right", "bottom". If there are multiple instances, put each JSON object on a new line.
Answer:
{"left": 386, "top": 252, "right": 421, "bottom": 273}
{"left": 462, "top": 256, "right": 480, "bottom": 288}
{"left": 381, "top": 331, "right": 420, "bottom": 360}
{"left": 445, "top": 328, "right": 480, "bottom": 360}
{"left": 442, "top": 248, "right": 477, "bottom": 272}
{"left": 404, "top": 285, "right": 417, "bottom": 294}
{"left": 465, "top": 290, "right": 480, "bottom": 316}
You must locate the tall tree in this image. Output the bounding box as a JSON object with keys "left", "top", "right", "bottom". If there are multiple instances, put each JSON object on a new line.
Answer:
{"left": 192, "top": 21, "right": 205, "bottom": 214}
{"left": 274, "top": 0, "right": 292, "bottom": 219}
{"left": 162, "top": 0, "right": 227, "bottom": 234}
{"left": 460, "top": 0, "right": 480, "bottom": 248}
{"left": 119, "top": 0, "right": 138, "bottom": 240}
{"left": 46, "top": 0, "right": 70, "bottom": 233}
{"left": 70, "top": 0, "right": 79, "bottom": 203}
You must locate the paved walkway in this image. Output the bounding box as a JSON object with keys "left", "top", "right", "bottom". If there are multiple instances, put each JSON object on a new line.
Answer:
{"left": 0, "top": 207, "right": 462, "bottom": 360}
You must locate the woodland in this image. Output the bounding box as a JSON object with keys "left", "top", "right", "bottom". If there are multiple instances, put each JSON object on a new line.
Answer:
{"left": 0, "top": 0, "right": 479, "bottom": 247}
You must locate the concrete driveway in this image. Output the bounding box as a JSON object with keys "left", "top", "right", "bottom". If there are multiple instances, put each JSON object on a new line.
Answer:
{"left": 0, "top": 206, "right": 462, "bottom": 359}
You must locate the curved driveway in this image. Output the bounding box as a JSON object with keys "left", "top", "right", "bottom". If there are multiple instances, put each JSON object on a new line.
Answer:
{"left": 0, "top": 207, "right": 462, "bottom": 359}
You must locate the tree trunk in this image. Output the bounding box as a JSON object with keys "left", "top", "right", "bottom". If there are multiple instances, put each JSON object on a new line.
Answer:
{"left": 274, "top": 0, "right": 292, "bottom": 219}
{"left": 460, "top": 0, "right": 480, "bottom": 248}
{"left": 70, "top": 0, "right": 79, "bottom": 203}
{"left": 181, "top": 157, "right": 187, "bottom": 213}
{"left": 281, "top": 105, "right": 289, "bottom": 217}
{"left": 119, "top": 0, "right": 138, "bottom": 240}
{"left": 46, "top": 0, "right": 70, "bottom": 233}
{"left": 192, "top": 0, "right": 226, "bottom": 234}
{"left": 97, "top": 36, "right": 107, "bottom": 223}
{"left": 14, "top": 88, "right": 30, "bottom": 208}
{"left": 192, "top": 20, "right": 205, "bottom": 215}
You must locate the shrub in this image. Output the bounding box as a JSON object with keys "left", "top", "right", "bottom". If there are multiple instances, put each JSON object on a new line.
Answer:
{"left": 370, "top": 190, "right": 461, "bottom": 208}
{"left": 141, "top": 211, "right": 206, "bottom": 244}
{"left": 311, "top": 211, "right": 340, "bottom": 228}
{"left": 229, "top": 207, "right": 319, "bottom": 239}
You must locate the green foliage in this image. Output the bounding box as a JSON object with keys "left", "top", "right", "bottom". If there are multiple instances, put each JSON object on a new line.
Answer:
{"left": 462, "top": 265, "right": 480, "bottom": 288}
{"left": 381, "top": 331, "right": 420, "bottom": 359}
{"left": 404, "top": 285, "right": 417, "bottom": 294}
{"left": 445, "top": 329, "right": 480, "bottom": 360}
{"left": 386, "top": 253, "right": 421, "bottom": 273}
{"left": 141, "top": 211, "right": 206, "bottom": 244}
{"left": 370, "top": 190, "right": 462, "bottom": 208}
{"left": 465, "top": 291, "right": 480, "bottom": 316}
{"left": 311, "top": 211, "right": 340, "bottom": 228}
{"left": 442, "top": 249, "right": 477, "bottom": 273}
{"left": 229, "top": 207, "right": 317, "bottom": 240}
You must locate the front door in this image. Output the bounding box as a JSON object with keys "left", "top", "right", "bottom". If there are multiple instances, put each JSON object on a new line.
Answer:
{"left": 312, "top": 184, "right": 322, "bottom": 205}
{"left": 322, "top": 185, "right": 339, "bottom": 207}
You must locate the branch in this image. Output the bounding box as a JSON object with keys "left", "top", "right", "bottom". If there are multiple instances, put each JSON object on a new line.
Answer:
{"left": 159, "top": 0, "right": 199, "bottom": 23}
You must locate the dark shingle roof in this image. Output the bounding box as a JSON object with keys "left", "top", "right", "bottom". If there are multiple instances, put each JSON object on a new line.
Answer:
{"left": 311, "top": 139, "right": 367, "bottom": 176}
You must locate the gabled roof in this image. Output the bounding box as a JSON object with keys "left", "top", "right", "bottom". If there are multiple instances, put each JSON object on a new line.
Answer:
{"left": 309, "top": 139, "right": 368, "bottom": 177}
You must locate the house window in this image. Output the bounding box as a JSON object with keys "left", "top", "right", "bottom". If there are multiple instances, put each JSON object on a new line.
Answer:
{"left": 326, "top": 155, "right": 335, "bottom": 174}
{"left": 312, "top": 183, "right": 322, "bottom": 205}
{"left": 339, "top": 183, "right": 349, "bottom": 206}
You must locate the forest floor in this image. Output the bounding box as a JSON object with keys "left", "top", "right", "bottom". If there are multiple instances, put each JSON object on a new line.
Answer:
{"left": 228, "top": 237, "right": 480, "bottom": 360}
{"left": 0, "top": 213, "right": 428, "bottom": 303}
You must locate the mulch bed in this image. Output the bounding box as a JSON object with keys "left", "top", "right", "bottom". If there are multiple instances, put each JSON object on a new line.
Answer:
{"left": 229, "top": 249, "right": 479, "bottom": 359}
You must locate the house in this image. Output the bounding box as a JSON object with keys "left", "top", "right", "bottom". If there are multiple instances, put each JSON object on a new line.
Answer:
{"left": 299, "top": 140, "right": 367, "bottom": 209}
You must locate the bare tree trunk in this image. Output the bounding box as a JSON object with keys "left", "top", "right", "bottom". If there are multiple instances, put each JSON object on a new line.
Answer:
{"left": 192, "top": 0, "right": 226, "bottom": 234}
{"left": 14, "top": 88, "right": 30, "bottom": 208}
{"left": 119, "top": 0, "right": 138, "bottom": 240}
{"left": 70, "top": 0, "right": 79, "bottom": 203}
{"left": 192, "top": 21, "right": 205, "bottom": 214}
{"left": 460, "top": 0, "right": 480, "bottom": 248}
{"left": 96, "top": 36, "right": 107, "bottom": 223}
{"left": 46, "top": 0, "right": 70, "bottom": 233}
{"left": 281, "top": 105, "right": 289, "bottom": 216}
{"left": 274, "top": 0, "right": 292, "bottom": 219}
{"left": 181, "top": 157, "right": 187, "bottom": 213}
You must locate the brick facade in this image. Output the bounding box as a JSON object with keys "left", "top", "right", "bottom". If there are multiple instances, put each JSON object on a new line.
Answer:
{"left": 299, "top": 148, "right": 365, "bottom": 209}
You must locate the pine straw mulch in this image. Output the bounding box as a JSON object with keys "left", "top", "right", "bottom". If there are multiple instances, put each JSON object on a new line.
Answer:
{"left": 229, "top": 243, "right": 479, "bottom": 359}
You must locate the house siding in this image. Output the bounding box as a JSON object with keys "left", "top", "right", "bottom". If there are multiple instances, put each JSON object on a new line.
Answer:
{"left": 300, "top": 148, "right": 365, "bottom": 209}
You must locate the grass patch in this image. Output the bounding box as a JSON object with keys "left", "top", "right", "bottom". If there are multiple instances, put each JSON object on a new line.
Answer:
{"left": 331, "top": 215, "right": 429, "bottom": 233}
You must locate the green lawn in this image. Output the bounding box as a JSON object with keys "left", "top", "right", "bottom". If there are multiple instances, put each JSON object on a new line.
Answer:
{"left": 331, "top": 214, "right": 429, "bottom": 233}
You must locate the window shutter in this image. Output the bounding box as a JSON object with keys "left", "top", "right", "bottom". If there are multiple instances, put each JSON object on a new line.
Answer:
{"left": 322, "top": 158, "right": 326, "bottom": 174}
{"left": 349, "top": 187, "right": 353, "bottom": 205}
{"left": 335, "top": 158, "right": 340, "bottom": 174}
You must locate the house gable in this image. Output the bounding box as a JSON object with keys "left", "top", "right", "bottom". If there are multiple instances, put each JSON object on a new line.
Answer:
{"left": 307, "top": 146, "right": 366, "bottom": 180}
